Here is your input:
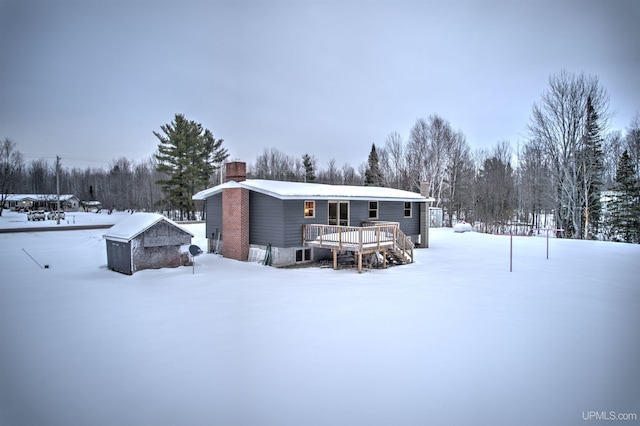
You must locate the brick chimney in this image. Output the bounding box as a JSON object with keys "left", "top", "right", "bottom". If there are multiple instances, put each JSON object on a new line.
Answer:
{"left": 225, "top": 161, "right": 247, "bottom": 182}
{"left": 222, "top": 162, "right": 249, "bottom": 261}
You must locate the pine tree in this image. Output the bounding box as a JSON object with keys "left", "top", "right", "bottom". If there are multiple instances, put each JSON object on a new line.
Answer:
{"left": 302, "top": 153, "right": 316, "bottom": 182}
{"left": 609, "top": 150, "right": 640, "bottom": 243}
{"left": 364, "top": 143, "right": 384, "bottom": 186}
{"left": 154, "top": 114, "right": 228, "bottom": 220}
{"left": 580, "top": 96, "right": 605, "bottom": 239}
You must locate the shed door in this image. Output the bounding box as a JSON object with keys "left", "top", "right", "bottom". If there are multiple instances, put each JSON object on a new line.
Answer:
{"left": 328, "top": 201, "right": 349, "bottom": 226}
{"left": 108, "top": 240, "right": 132, "bottom": 274}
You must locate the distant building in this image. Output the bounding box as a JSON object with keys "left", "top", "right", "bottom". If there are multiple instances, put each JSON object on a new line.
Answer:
{"left": 3, "top": 194, "right": 81, "bottom": 211}
{"left": 81, "top": 200, "right": 102, "bottom": 212}
{"left": 103, "top": 213, "right": 193, "bottom": 275}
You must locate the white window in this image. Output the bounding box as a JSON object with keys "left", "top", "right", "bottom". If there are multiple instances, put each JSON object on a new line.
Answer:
{"left": 296, "top": 248, "right": 312, "bottom": 263}
{"left": 368, "top": 201, "right": 378, "bottom": 219}
{"left": 404, "top": 202, "right": 412, "bottom": 218}
{"left": 304, "top": 201, "right": 315, "bottom": 218}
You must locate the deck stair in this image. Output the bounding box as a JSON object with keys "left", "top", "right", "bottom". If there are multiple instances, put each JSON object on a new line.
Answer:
{"left": 302, "top": 221, "right": 414, "bottom": 272}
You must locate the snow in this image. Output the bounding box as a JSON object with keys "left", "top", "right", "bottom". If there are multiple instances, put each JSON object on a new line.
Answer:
{"left": 4, "top": 194, "right": 77, "bottom": 202}
{"left": 1, "top": 217, "right": 639, "bottom": 425}
{"left": 0, "top": 210, "right": 129, "bottom": 230}
{"left": 453, "top": 221, "right": 473, "bottom": 232}
{"left": 193, "top": 179, "right": 433, "bottom": 202}
{"left": 103, "top": 212, "right": 193, "bottom": 242}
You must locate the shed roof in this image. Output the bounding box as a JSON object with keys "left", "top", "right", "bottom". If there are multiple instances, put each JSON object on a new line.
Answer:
{"left": 103, "top": 213, "right": 193, "bottom": 243}
{"left": 193, "top": 179, "right": 435, "bottom": 202}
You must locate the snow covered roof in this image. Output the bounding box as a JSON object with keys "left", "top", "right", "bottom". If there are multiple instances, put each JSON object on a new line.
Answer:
{"left": 193, "top": 179, "right": 435, "bottom": 202}
{"left": 103, "top": 213, "right": 193, "bottom": 242}
{"left": 5, "top": 194, "right": 78, "bottom": 201}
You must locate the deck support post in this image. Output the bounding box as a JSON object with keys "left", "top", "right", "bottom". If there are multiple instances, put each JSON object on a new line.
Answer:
{"left": 357, "top": 252, "right": 362, "bottom": 273}
{"left": 333, "top": 249, "right": 337, "bottom": 270}
{"left": 382, "top": 251, "right": 387, "bottom": 269}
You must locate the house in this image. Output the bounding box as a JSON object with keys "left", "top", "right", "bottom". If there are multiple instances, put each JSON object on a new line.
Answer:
{"left": 103, "top": 213, "right": 193, "bottom": 275}
{"left": 3, "top": 194, "right": 81, "bottom": 211}
{"left": 193, "top": 162, "right": 435, "bottom": 272}
{"left": 81, "top": 200, "right": 103, "bottom": 212}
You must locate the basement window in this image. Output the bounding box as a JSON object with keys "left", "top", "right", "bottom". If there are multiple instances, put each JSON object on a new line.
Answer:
{"left": 304, "top": 201, "right": 315, "bottom": 218}
{"left": 296, "top": 248, "right": 312, "bottom": 263}
{"left": 368, "top": 201, "right": 378, "bottom": 219}
{"left": 404, "top": 202, "right": 412, "bottom": 218}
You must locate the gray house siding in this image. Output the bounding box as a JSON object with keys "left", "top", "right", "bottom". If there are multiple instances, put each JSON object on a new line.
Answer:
{"left": 205, "top": 193, "right": 223, "bottom": 241}
{"left": 204, "top": 191, "right": 421, "bottom": 247}
{"left": 280, "top": 199, "right": 421, "bottom": 247}
{"left": 201, "top": 188, "right": 424, "bottom": 265}
{"left": 283, "top": 199, "right": 328, "bottom": 247}
{"left": 377, "top": 201, "right": 421, "bottom": 236}
{"left": 249, "top": 192, "right": 285, "bottom": 247}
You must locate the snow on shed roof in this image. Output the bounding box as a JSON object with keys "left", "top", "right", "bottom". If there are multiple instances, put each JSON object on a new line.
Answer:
{"left": 193, "top": 179, "right": 435, "bottom": 202}
{"left": 103, "top": 213, "right": 193, "bottom": 242}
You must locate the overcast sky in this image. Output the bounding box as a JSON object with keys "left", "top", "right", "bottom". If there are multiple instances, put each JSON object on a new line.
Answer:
{"left": 1, "top": 0, "right": 638, "bottom": 171}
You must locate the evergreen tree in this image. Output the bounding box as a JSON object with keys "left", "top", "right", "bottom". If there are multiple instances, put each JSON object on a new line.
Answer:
{"left": 302, "top": 153, "right": 316, "bottom": 182}
{"left": 580, "top": 96, "right": 605, "bottom": 239}
{"left": 364, "top": 143, "right": 384, "bottom": 186}
{"left": 609, "top": 150, "right": 640, "bottom": 243}
{"left": 154, "top": 114, "right": 228, "bottom": 220}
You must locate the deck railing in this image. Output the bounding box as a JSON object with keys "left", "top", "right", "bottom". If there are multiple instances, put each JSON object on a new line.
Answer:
{"left": 302, "top": 222, "right": 414, "bottom": 263}
{"left": 302, "top": 223, "right": 394, "bottom": 252}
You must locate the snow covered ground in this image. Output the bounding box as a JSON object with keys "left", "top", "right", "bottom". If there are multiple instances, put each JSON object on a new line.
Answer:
{"left": 1, "top": 212, "right": 639, "bottom": 426}
{"left": 0, "top": 210, "right": 131, "bottom": 229}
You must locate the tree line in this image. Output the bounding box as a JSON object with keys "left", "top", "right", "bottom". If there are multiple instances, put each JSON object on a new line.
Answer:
{"left": 2, "top": 71, "right": 638, "bottom": 241}
{"left": 247, "top": 71, "right": 639, "bottom": 242}
{"left": 1, "top": 114, "right": 231, "bottom": 220}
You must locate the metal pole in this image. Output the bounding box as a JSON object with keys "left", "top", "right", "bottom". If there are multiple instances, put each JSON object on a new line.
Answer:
{"left": 56, "top": 156, "right": 61, "bottom": 225}
{"left": 546, "top": 229, "right": 550, "bottom": 260}
{"left": 510, "top": 232, "right": 513, "bottom": 272}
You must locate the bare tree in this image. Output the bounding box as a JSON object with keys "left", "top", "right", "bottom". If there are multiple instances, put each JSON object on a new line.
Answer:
{"left": 341, "top": 163, "right": 360, "bottom": 185}
{"left": 0, "top": 138, "right": 24, "bottom": 216}
{"left": 527, "top": 70, "right": 609, "bottom": 238}
{"left": 318, "top": 158, "right": 342, "bottom": 184}
{"left": 518, "top": 139, "right": 554, "bottom": 230}
{"left": 406, "top": 118, "right": 429, "bottom": 192}
{"left": 28, "top": 159, "right": 54, "bottom": 194}
{"left": 445, "top": 132, "right": 473, "bottom": 225}
{"left": 250, "top": 147, "right": 301, "bottom": 181}
{"left": 384, "top": 131, "right": 406, "bottom": 189}
{"left": 407, "top": 115, "right": 463, "bottom": 209}
{"left": 475, "top": 142, "right": 517, "bottom": 234}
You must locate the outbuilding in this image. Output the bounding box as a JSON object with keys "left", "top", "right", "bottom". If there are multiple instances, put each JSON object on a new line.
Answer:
{"left": 103, "top": 213, "right": 193, "bottom": 275}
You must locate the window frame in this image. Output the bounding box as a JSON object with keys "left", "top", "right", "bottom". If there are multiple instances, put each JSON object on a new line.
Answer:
{"left": 304, "top": 200, "right": 315, "bottom": 218}
{"left": 295, "top": 248, "right": 312, "bottom": 263}
{"left": 404, "top": 201, "right": 412, "bottom": 218}
{"left": 368, "top": 201, "right": 379, "bottom": 220}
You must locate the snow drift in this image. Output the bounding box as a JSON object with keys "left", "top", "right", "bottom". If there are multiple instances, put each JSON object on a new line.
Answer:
{"left": 453, "top": 221, "right": 473, "bottom": 232}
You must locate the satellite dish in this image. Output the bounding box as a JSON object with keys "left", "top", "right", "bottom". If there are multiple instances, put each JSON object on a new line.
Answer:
{"left": 189, "top": 245, "right": 203, "bottom": 257}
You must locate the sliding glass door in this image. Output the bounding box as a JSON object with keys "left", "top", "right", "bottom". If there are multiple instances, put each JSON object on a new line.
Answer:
{"left": 328, "top": 201, "right": 349, "bottom": 226}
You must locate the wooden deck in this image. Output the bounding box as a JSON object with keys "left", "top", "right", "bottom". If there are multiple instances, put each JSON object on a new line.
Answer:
{"left": 302, "top": 222, "right": 414, "bottom": 272}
